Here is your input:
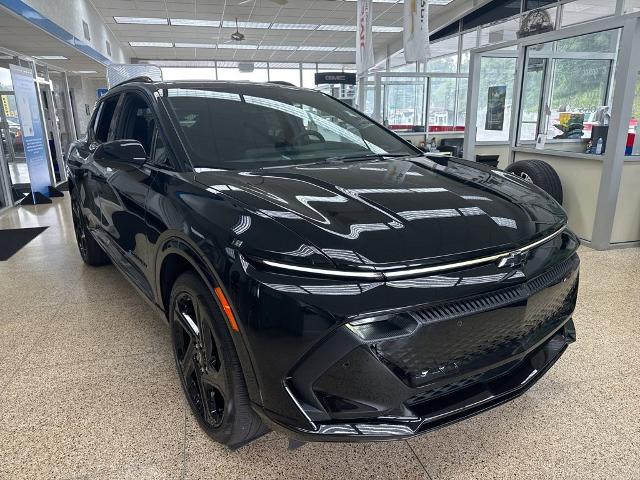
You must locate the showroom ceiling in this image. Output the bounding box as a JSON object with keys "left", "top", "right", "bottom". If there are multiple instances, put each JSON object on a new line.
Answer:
{"left": 90, "top": 0, "right": 461, "bottom": 63}
{"left": 0, "top": 9, "right": 106, "bottom": 78}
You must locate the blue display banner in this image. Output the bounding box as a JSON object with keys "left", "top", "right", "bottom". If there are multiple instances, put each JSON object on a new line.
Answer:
{"left": 9, "top": 64, "right": 51, "bottom": 198}
{"left": 96, "top": 88, "right": 108, "bottom": 99}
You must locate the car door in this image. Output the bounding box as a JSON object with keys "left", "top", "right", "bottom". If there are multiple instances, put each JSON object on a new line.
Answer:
{"left": 93, "top": 89, "right": 157, "bottom": 299}
{"left": 68, "top": 94, "right": 120, "bottom": 229}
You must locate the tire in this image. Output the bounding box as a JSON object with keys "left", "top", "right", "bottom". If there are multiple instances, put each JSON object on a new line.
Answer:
{"left": 504, "top": 159, "right": 563, "bottom": 204}
{"left": 169, "top": 271, "right": 267, "bottom": 448}
{"left": 71, "top": 197, "right": 110, "bottom": 266}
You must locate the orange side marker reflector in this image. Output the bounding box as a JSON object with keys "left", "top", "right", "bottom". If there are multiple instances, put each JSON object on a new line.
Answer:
{"left": 214, "top": 287, "right": 239, "bottom": 332}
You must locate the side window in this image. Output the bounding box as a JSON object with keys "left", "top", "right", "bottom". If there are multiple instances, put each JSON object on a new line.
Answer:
{"left": 93, "top": 95, "right": 119, "bottom": 143}
{"left": 151, "top": 130, "right": 171, "bottom": 167}
{"left": 115, "top": 93, "right": 156, "bottom": 156}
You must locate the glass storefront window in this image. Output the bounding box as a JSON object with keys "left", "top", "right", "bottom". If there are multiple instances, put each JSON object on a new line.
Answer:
{"left": 269, "top": 65, "right": 301, "bottom": 87}
{"left": 628, "top": 72, "right": 640, "bottom": 155}
{"left": 561, "top": 0, "right": 616, "bottom": 27}
{"left": 460, "top": 31, "right": 478, "bottom": 73}
{"left": 517, "top": 28, "right": 621, "bottom": 153}
{"left": 455, "top": 78, "right": 468, "bottom": 128}
{"left": 216, "top": 63, "right": 268, "bottom": 82}
{"left": 426, "top": 36, "right": 458, "bottom": 73}
{"left": 479, "top": 17, "right": 520, "bottom": 46}
{"left": 383, "top": 78, "right": 426, "bottom": 131}
{"left": 625, "top": 0, "right": 640, "bottom": 13}
{"left": 302, "top": 64, "right": 317, "bottom": 89}
{"left": 476, "top": 57, "right": 517, "bottom": 142}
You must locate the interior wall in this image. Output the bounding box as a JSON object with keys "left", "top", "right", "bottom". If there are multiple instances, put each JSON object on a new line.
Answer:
{"left": 475, "top": 144, "right": 511, "bottom": 168}
{"left": 67, "top": 76, "right": 105, "bottom": 137}
{"left": 23, "top": 0, "right": 127, "bottom": 63}
{"left": 611, "top": 160, "right": 640, "bottom": 244}
{"left": 514, "top": 151, "right": 603, "bottom": 241}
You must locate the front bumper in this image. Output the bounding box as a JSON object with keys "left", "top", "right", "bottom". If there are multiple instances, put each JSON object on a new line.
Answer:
{"left": 237, "top": 236, "right": 580, "bottom": 442}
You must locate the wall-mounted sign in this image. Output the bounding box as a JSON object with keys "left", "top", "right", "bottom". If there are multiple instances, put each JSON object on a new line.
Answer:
{"left": 9, "top": 64, "right": 51, "bottom": 199}
{"left": 485, "top": 85, "right": 507, "bottom": 131}
{"left": 315, "top": 72, "right": 356, "bottom": 85}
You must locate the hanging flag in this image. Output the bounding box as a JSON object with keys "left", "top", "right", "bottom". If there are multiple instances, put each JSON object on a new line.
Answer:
{"left": 356, "top": 0, "right": 374, "bottom": 75}
{"left": 403, "top": 0, "right": 430, "bottom": 63}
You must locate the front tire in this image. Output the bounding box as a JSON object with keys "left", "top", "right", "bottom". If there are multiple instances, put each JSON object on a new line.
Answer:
{"left": 504, "top": 159, "right": 563, "bottom": 204}
{"left": 169, "top": 272, "right": 267, "bottom": 448}
{"left": 71, "top": 197, "right": 110, "bottom": 266}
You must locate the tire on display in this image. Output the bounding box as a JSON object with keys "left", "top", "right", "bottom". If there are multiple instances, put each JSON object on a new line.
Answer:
{"left": 169, "top": 271, "right": 267, "bottom": 448}
{"left": 71, "top": 198, "right": 111, "bottom": 266}
{"left": 504, "top": 159, "right": 563, "bottom": 204}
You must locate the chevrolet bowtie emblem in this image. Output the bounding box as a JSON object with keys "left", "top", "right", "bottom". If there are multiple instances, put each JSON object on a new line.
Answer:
{"left": 498, "top": 251, "right": 528, "bottom": 268}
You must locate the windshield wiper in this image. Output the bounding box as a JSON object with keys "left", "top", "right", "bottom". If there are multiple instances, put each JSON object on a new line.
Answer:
{"left": 324, "top": 153, "right": 411, "bottom": 163}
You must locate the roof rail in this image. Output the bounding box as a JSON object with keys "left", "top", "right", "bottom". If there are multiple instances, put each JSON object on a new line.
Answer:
{"left": 268, "top": 81, "right": 295, "bottom": 87}
{"left": 112, "top": 75, "right": 156, "bottom": 88}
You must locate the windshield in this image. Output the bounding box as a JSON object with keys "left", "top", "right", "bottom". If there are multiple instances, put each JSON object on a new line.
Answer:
{"left": 163, "top": 84, "right": 418, "bottom": 169}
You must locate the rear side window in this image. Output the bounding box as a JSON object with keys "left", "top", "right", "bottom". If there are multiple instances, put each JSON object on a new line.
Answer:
{"left": 93, "top": 95, "right": 119, "bottom": 142}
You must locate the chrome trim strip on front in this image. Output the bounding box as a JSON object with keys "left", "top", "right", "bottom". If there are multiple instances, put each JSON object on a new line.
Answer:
{"left": 260, "top": 226, "right": 567, "bottom": 280}
{"left": 283, "top": 381, "right": 318, "bottom": 431}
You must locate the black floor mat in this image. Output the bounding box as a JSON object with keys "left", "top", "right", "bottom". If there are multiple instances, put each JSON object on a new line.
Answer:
{"left": 0, "top": 227, "right": 48, "bottom": 261}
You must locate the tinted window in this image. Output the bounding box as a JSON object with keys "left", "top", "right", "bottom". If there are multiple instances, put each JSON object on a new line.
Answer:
{"left": 115, "top": 93, "right": 156, "bottom": 154}
{"left": 93, "top": 95, "right": 119, "bottom": 142}
{"left": 164, "top": 86, "right": 417, "bottom": 169}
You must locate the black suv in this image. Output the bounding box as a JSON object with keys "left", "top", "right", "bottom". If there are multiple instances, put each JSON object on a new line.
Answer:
{"left": 67, "top": 78, "right": 579, "bottom": 448}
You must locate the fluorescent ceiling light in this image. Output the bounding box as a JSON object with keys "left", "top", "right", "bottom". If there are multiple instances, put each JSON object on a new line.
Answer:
{"left": 218, "top": 43, "right": 258, "bottom": 49}
{"left": 317, "top": 25, "right": 357, "bottom": 32}
{"left": 222, "top": 20, "right": 271, "bottom": 29}
{"left": 344, "top": 0, "right": 453, "bottom": 3}
{"left": 170, "top": 18, "right": 220, "bottom": 27}
{"left": 72, "top": 70, "right": 98, "bottom": 74}
{"left": 259, "top": 45, "right": 298, "bottom": 50}
{"left": 372, "top": 26, "right": 403, "bottom": 33}
{"left": 129, "top": 41, "right": 174, "bottom": 47}
{"left": 334, "top": 47, "right": 356, "bottom": 52}
{"left": 34, "top": 55, "right": 68, "bottom": 60}
{"left": 271, "top": 23, "right": 318, "bottom": 30}
{"left": 175, "top": 43, "right": 217, "bottom": 48}
{"left": 114, "top": 16, "right": 168, "bottom": 25}
{"left": 297, "top": 46, "right": 335, "bottom": 51}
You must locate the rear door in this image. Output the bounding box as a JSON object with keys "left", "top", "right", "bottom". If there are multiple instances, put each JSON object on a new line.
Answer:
{"left": 94, "top": 89, "right": 157, "bottom": 298}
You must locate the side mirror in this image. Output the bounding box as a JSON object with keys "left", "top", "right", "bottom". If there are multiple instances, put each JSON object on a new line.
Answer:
{"left": 93, "top": 139, "right": 147, "bottom": 166}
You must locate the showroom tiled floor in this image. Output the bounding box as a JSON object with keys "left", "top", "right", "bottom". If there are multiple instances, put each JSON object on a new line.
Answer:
{"left": 0, "top": 196, "right": 639, "bottom": 479}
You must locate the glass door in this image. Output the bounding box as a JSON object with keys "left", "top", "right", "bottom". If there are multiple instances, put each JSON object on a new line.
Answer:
{"left": 0, "top": 92, "right": 29, "bottom": 193}
{"left": 463, "top": 46, "right": 519, "bottom": 161}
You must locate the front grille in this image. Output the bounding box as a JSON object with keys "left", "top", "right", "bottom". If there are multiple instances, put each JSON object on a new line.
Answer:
{"left": 374, "top": 255, "right": 579, "bottom": 388}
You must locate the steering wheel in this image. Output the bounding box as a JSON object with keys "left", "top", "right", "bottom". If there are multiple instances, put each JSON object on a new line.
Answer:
{"left": 292, "top": 130, "right": 325, "bottom": 145}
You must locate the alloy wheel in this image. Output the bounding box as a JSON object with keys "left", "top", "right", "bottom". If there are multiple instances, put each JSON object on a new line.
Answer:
{"left": 172, "top": 292, "right": 226, "bottom": 428}
{"left": 71, "top": 201, "right": 88, "bottom": 259}
{"left": 519, "top": 172, "right": 534, "bottom": 183}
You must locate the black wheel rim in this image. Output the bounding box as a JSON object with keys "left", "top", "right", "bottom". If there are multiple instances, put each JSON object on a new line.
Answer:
{"left": 71, "top": 201, "right": 88, "bottom": 258}
{"left": 172, "top": 292, "right": 226, "bottom": 428}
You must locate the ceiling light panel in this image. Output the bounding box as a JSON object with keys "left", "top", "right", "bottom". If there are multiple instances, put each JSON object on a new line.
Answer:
{"left": 222, "top": 20, "right": 271, "bottom": 29}
{"left": 175, "top": 43, "right": 217, "bottom": 49}
{"left": 334, "top": 47, "right": 357, "bottom": 52}
{"left": 218, "top": 44, "right": 258, "bottom": 49}
{"left": 114, "top": 16, "right": 168, "bottom": 25}
{"left": 271, "top": 23, "right": 318, "bottom": 30}
{"left": 259, "top": 45, "right": 298, "bottom": 50}
{"left": 297, "top": 46, "right": 335, "bottom": 51}
{"left": 372, "top": 26, "right": 403, "bottom": 32}
{"left": 129, "top": 42, "right": 174, "bottom": 47}
{"left": 34, "top": 55, "right": 69, "bottom": 60}
{"left": 170, "top": 19, "right": 220, "bottom": 27}
{"left": 317, "top": 25, "right": 357, "bottom": 32}
{"left": 72, "top": 70, "right": 98, "bottom": 74}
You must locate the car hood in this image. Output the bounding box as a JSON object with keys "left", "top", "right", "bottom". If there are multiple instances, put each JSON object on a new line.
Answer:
{"left": 194, "top": 157, "right": 566, "bottom": 269}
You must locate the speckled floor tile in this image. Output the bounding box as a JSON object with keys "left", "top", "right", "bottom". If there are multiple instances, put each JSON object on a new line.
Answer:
{"left": 21, "top": 299, "right": 170, "bottom": 369}
{"left": 0, "top": 354, "right": 185, "bottom": 479}
{"left": 183, "top": 411, "right": 429, "bottom": 480}
{"left": 409, "top": 373, "right": 640, "bottom": 480}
